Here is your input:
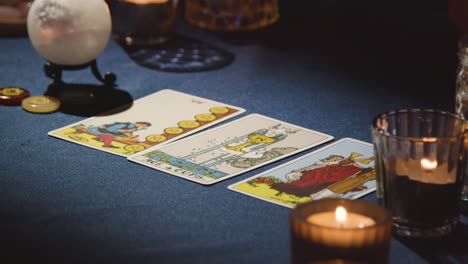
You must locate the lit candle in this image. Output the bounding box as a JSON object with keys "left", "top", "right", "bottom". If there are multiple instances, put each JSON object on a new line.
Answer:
{"left": 307, "top": 206, "right": 376, "bottom": 229}
{"left": 420, "top": 158, "right": 437, "bottom": 170}
{"left": 110, "top": 0, "right": 178, "bottom": 45}
{"left": 290, "top": 199, "right": 393, "bottom": 264}
{"left": 395, "top": 157, "right": 456, "bottom": 184}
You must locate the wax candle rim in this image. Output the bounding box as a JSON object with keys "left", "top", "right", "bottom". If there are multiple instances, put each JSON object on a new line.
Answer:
{"left": 306, "top": 210, "right": 376, "bottom": 229}
{"left": 299, "top": 213, "right": 391, "bottom": 231}
{"left": 301, "top": 210, "right": 378, "bottom": 231}
{"left": 292, "top": 199, "right": 392, "bottom": 230}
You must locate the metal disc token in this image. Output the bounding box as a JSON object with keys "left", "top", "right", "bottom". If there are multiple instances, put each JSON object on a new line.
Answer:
{"left": 22, "top": 95, "right": 61, "bottom": 113}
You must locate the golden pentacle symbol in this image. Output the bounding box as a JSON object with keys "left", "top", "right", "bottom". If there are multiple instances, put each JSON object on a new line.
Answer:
{"left": 124, "top": 144, "right": 145, "bottom": 152}
{"left": 195, "top": 113, "right": 216, "bottom": 122}
{"left": 210, "top": 107, "right": 229, "bottom": 114}
{"left": 164, "top": 127, "right": 184, "bottom": 135}
{"left": 178, "top": 120, "right": 200, "bottom": 129}
{"left": 0, "top": 87, "right": 24, "bottom": 96}
{"left": 29, "top": 96, "right": 51, "bottom": 104}
{"left": 146, "top": 134, "right": 167, "bottom": 143}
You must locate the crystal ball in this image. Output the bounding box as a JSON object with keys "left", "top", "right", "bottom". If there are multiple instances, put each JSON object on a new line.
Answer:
{"left": 27, "top": 0, "right": 111, "bottom": 66}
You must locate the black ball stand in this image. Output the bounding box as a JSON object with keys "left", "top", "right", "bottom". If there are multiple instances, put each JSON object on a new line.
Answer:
{"left": 42, "top": 60, "right": 132, "bottom": 117}
{"left": 44, "top": 60, "right": 117, "bottom": 87}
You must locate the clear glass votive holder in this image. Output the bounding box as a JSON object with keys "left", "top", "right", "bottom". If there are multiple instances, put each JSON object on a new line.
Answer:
{"left": 371, "top": 109, "right": 467, "bottom": 238}
{"left": 290, "top": 199, "right": 393, "bottom": 264}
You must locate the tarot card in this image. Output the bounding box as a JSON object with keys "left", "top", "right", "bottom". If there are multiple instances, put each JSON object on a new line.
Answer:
{"left": 48, "top": 89, "right": 245, "bottom": 157}
{"left": 129, "top": 114, "right": 333, "bottom": 185}
{"left": 228, "top": 138, "right": 376, "bottom": 208}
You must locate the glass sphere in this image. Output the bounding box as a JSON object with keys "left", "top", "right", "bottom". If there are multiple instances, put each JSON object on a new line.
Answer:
{"left": 27, "top": 0, "right": 111, "bottom": 65}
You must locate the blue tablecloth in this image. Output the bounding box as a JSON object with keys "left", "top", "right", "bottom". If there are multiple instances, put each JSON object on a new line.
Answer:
{"left": 1, "top": 1, "right": 467, "bottom": 263}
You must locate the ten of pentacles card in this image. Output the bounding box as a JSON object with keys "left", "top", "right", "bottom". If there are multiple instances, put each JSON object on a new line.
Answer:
{"left": 128, "top": 114, "right": 333, "bottom": 185}
{"left": 48, "top": 89, "right": 245, "bottom": 157}
{"left": 228, "top": 138, "right": 376, "bottom": 208}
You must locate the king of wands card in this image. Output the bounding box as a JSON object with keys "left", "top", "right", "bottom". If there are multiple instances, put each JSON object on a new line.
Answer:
{"left": 228, "top": 138, "right": 377, "bottom": 208}
{"left": 129, "top": 114, "right": 333, "bottom": 185}
{"left": 48, "top": 89, "right": 245, "bottom": 156}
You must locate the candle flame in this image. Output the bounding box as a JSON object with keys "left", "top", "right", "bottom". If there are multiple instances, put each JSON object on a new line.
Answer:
{"left": 335, "top": 206, "right": 347, "bottom": 224}
{"left": 420, "top": 158, "right": 437, "bottom": 170}
{"left": 422, "top": 137, "right": 438, "bottom": 143}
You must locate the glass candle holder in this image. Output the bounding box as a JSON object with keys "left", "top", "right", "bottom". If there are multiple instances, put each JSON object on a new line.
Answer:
{"left": 107, "top": 0, "right": 180, "bottom": 46}
{"left": 184, "top": 0, "right": 279, "bottom": 32}
{"left": 372, "top": 109, "right": 468, "bottom": 238}
{"left": 290, "top": 199, "right": 393, "bottom": 264}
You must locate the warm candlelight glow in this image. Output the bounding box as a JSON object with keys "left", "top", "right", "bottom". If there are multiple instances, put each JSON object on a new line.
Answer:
{"left": 420, "top": 158, "right": 437, "bottom": 170}
{"left": 335, "top": 206, "right": 347, "bottom": 224}
{"left": 291, "top": 200, "right": 393, "bottom": 262}
{"left": 307, "top": 208, "right": 375, "bottom": 229}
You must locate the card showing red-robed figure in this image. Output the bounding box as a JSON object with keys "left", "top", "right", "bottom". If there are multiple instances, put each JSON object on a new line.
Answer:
{"left": 228, "top": 138, "right": 376, "bottom": 208}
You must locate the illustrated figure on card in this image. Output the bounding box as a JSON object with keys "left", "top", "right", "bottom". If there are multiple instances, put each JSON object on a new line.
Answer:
{"left": 130, "top": 114, "right": 333, "bottom": 185}
{"left": 222, "top": 124, "right": 299, "bottom": 155}
{"left": 272, "top": 152, "right": 375, "bottom": 199}
{"left": 86, "top": 121, "right": 152, "bottom": 148}
{"left": 228, "top": 138, "right": 377, "bottom": 208}
{"left": 49, "top": 89, "right": 246, "bottom": 156}
{"left": 171, "top": 124, "right": 299, "bottom": 172}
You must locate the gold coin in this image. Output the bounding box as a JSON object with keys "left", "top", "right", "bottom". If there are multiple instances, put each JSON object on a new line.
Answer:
{"left": 0, "top": 87, "right": 25, "bottom": 96}
{"left": 22, "top": 95, "right": 60, "bottom": 113}
{"left": 210, "top": 107, "right": 229, "bottom": 114}
{"left": 195, "top": 113, "right": 216, "bottom": 122}
{"left": 178, "top": 120, "right": 200, "bottom": 129}
{"left": 164, "top": 127, "right": 184, "bottom": 135}
{"left": 146, "top": 134, "right": 167, "bottom": 142}
{"left": 0, "top": 87, "right": 30, "bottom": 105}
{"left": 124, "top": 144, "right": 145, "bottom": 152}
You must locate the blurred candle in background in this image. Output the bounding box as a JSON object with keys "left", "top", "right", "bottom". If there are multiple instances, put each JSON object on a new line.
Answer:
{"left": 107, "top": 0, "right": 180, "bottom": 45}
{"left": 184, "top": 0, "right": 279, "bottom": 32}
